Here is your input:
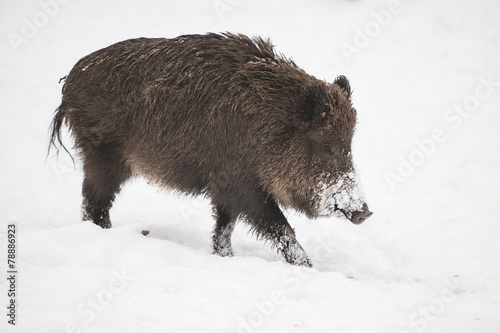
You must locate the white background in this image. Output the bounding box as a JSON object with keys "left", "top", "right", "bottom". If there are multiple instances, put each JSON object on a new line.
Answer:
{"left": 1, "top": 0, "right": 499, "bottom": 332}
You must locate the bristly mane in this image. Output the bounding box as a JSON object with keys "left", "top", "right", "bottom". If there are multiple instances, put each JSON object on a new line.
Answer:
{"left": 203, "top": 32, "right": 298, "bottom": 68}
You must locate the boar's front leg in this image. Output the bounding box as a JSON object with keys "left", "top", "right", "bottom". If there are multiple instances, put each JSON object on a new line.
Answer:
{"left": 245, "top": 195, "right": 312, "bottom": 267}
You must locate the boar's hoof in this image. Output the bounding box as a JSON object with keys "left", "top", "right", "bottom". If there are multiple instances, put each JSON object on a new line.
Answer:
{"left": 290, "top": 255, "right": 313, "bottom": 268}
{"left": 83, "top": 214, "right": 112, "bottom": 229}
{"left": 278, "top": 236, "right": 313, "bottom": 268}
{"left": 213, "top": 245, "right": 234, "bottom": 257}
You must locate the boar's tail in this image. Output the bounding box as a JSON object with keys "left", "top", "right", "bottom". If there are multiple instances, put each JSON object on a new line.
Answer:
{"left": 48, "top": 106, "right": 75, "bottom": 166}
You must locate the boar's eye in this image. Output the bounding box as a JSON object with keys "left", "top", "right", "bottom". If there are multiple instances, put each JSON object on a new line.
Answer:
{"left": 322, "top": 145, "right": 334, "bottom": 155}
{"left": 321, "top": 143, "right": 350, "bottom": 158}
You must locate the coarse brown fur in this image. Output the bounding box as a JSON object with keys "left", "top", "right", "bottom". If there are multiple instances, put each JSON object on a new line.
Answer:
{"left": 49, "top": 33, "right": 368, "bottom": 267}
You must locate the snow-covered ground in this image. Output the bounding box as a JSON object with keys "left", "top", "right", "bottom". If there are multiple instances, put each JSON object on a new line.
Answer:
{"left": 1, "top": 0, "right": 500, "bottom": 332}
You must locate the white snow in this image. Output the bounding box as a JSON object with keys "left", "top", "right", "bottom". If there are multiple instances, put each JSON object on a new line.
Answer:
{"left": 1, "top": 0, "right": 500, "bottom": 332}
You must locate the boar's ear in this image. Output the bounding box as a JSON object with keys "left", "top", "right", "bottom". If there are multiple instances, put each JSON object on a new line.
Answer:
{"left": 334, "top": 75, "right": 352, "bottom": 99}
{"left": 298, "top": 81, "right": 329, "bottom": 122}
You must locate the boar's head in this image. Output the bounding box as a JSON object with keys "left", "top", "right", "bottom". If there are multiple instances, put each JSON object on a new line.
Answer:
{"left": 264, "top": 75, "right": 372, "bottom": 224}
{"left": 300, "top": 75, "right": 372, "bottom": 224}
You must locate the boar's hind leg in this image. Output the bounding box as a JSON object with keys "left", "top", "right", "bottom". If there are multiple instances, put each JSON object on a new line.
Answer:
{"left": 246, "top": 198, "right": 312, "bottom": 267}
{"left": 212, "top": 205, "right": 236, "bottom": 257}
{"left": 81, "top": 148, "right": 131, "bottom": 229}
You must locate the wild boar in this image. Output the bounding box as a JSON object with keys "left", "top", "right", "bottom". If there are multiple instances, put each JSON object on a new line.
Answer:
{"left": 49, "top": 33, "right": 372, "bottom": 267}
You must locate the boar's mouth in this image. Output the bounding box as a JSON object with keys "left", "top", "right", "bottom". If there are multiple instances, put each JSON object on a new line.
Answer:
{"left": 329, "top": 206, "right": 354, "bottom": 222}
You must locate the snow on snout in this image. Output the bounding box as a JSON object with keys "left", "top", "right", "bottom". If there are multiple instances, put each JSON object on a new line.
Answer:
{"left": 314, "top": 170, "right": 367, "bottom": 218}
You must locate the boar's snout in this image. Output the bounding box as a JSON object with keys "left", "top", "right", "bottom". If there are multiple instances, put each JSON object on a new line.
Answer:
{"left": 350, "top": 204, "right": 373, "bottom": 225}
